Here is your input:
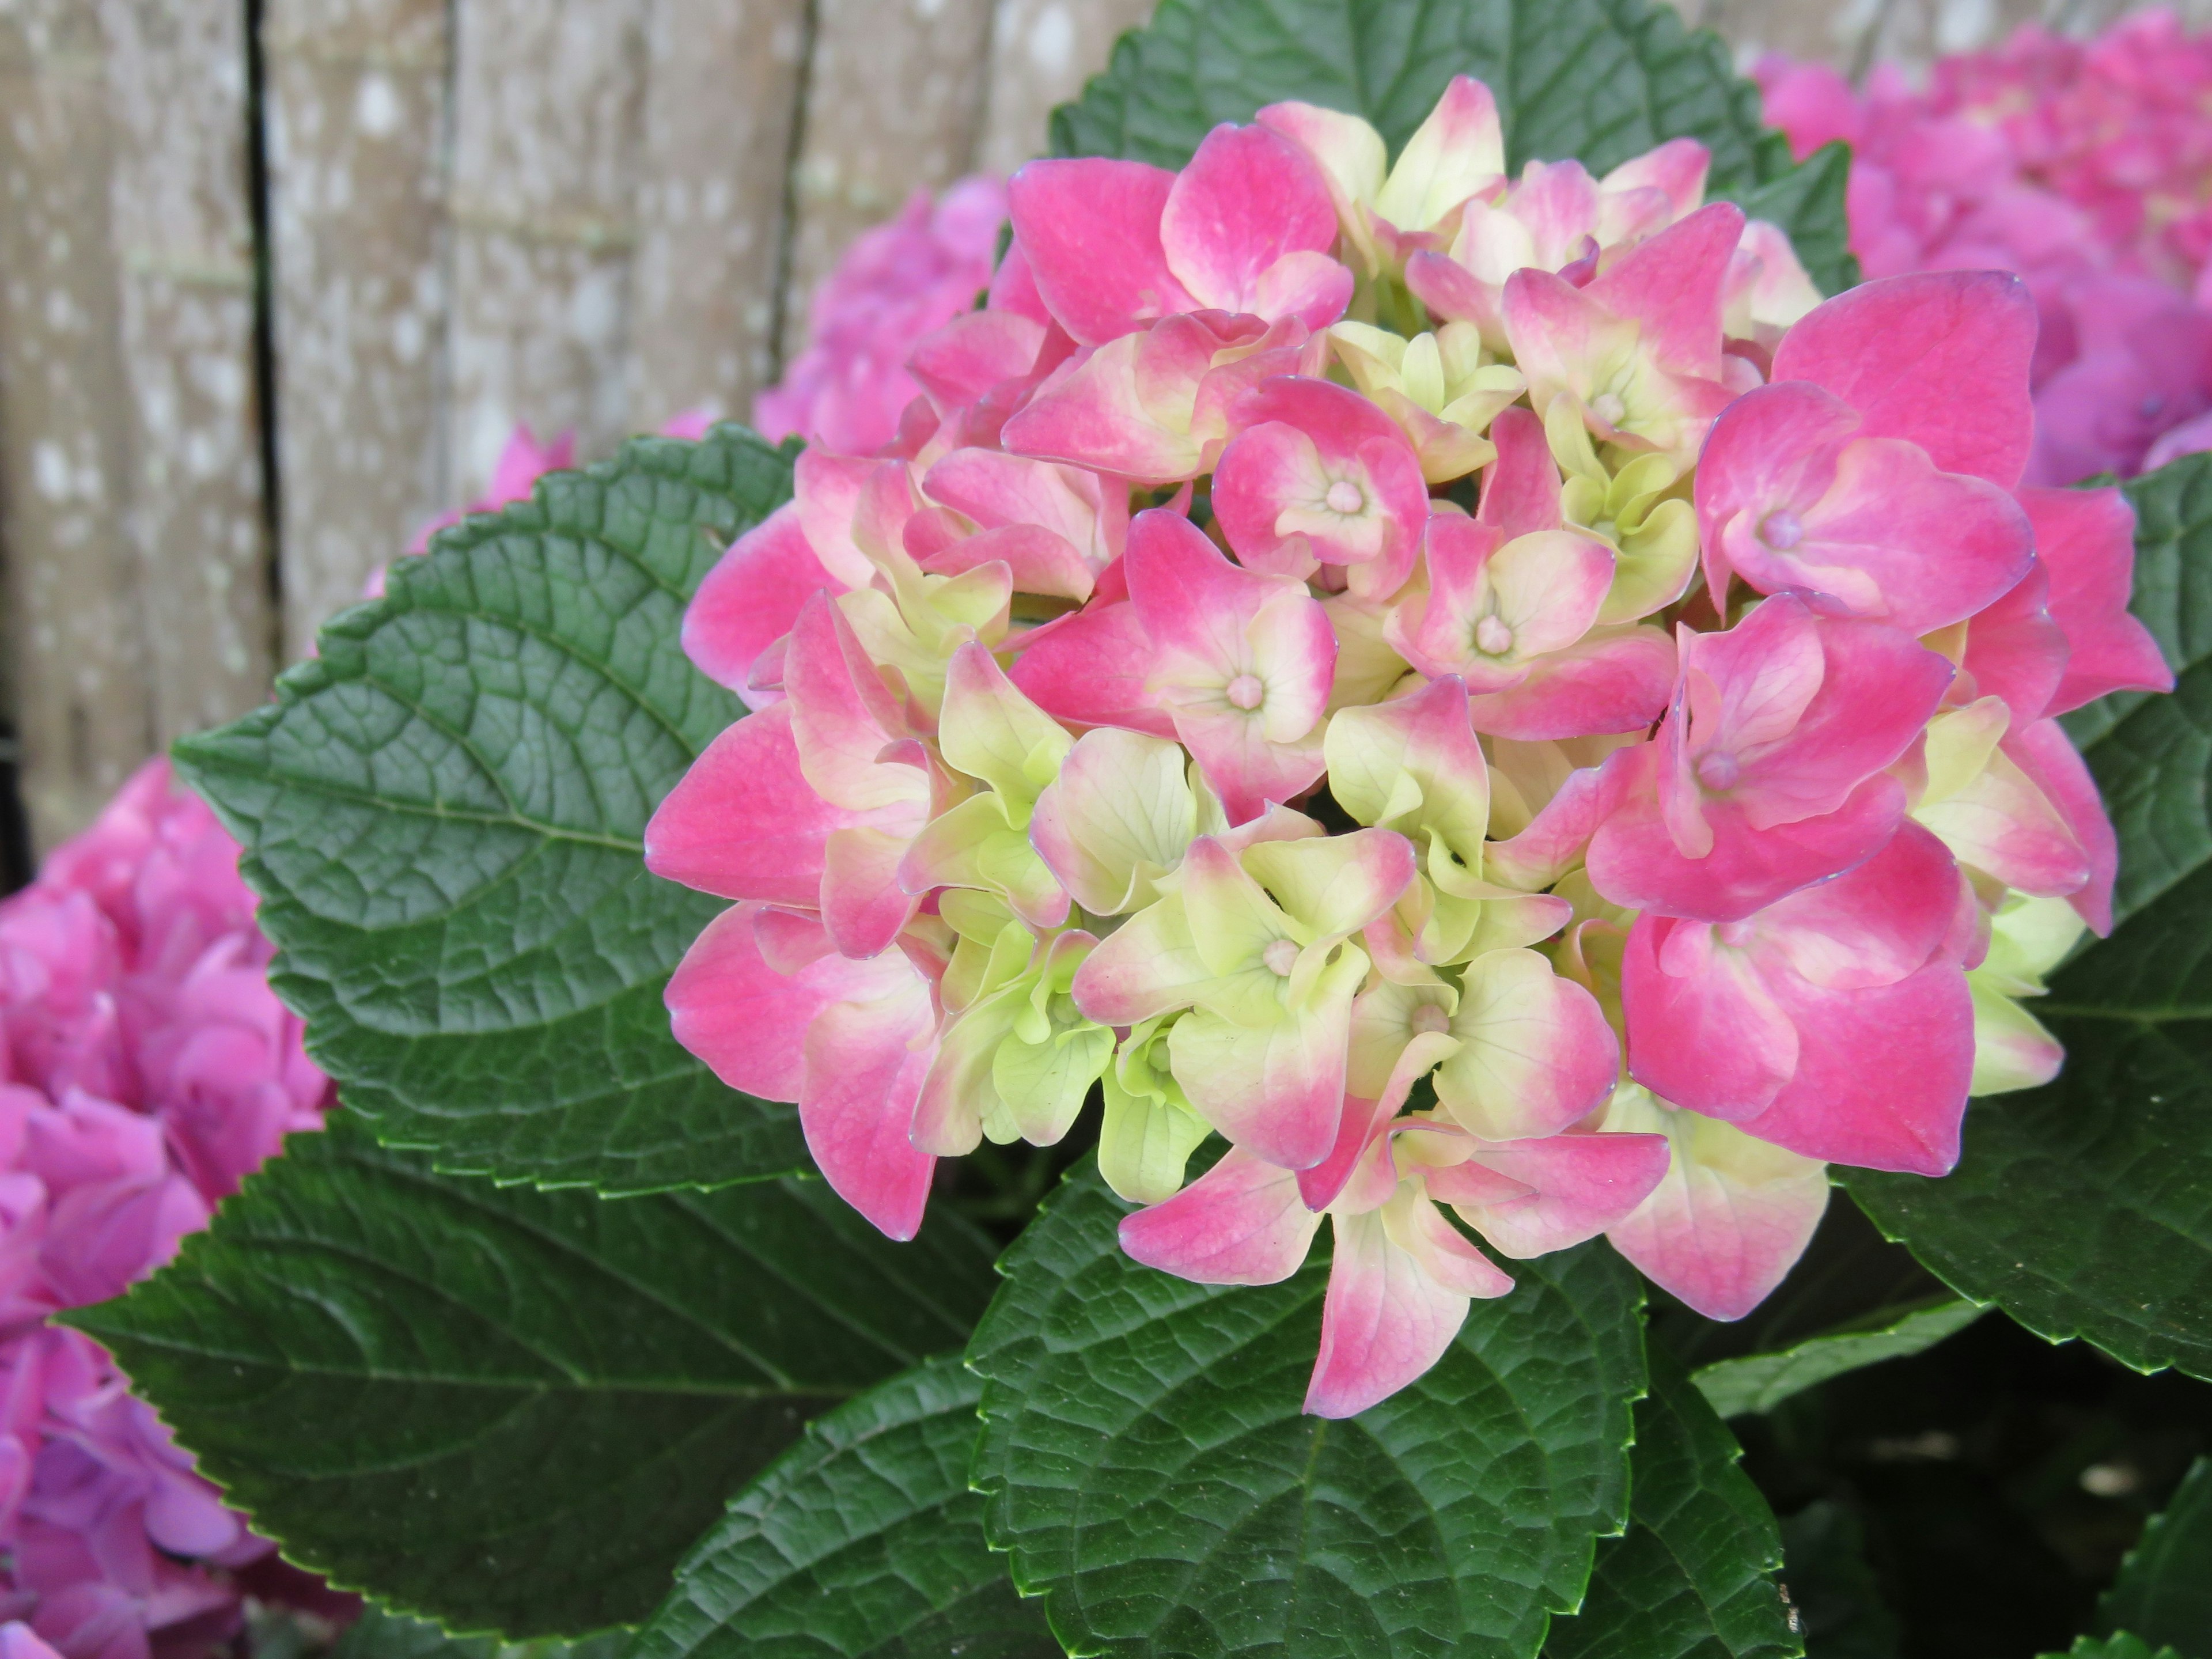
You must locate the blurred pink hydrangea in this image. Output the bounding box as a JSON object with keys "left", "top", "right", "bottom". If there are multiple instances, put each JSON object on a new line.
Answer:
{"left": 0, "top": 762, "right": 331, "bottom": 1659}
{"left": 753, "top": 176, "right": 1009, "bottom": 455}
{"left": 1756, "top": 7, "right": 2212, "bottom": 483}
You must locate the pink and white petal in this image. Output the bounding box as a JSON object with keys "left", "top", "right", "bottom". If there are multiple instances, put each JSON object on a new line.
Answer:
{"left": 922, "top": 523, "right": 1100, "bottom": 601}
{"left": 1376, "top": 76, "right": 1505, "bottom": 230}
{"left": 1464, "top": 624, "right": 1676, "bottom": 741}
{"left": 1744, "top": 959, "right": 1975, "bottom": 1176}
{"left": 2021, "top": 485, "right": 2174, "bottom": 714}
{"left": 1756, "top": 820, "right": 1965, "bottom": 990}
{"left": 783, "top": 596, "right": 920, "bottom": 809}
{"left": 907, "top": 309, "right": 1049, "bottom": 411}
{"left": 1477, "top": 407, "right": 1566, "bottom": 536}
{"left": 1169, "top": 993, "right": 1354, "bottom": 1171}
{"left": 1621, "top": 914, "right": 1798, "bottom": 1118}
{"left": 666, "top": 903, "right": 907, "bottom": 1103}
{"left": 1586, "top": 202, "right": 1743, "bottom": 376}
{"left": 1161, "top": 123, "right": 1341, "bottom": 313}
{"left": 645, "top": 707, "right": 846, "bottom": 906}
{"left": 1600, "top": 138, "right": 1709, "bottom": 221}
{"left": 1238, "top": 828, "right": 1418, "bottom": 941}
{"left": 1008, "top": 158, "right": 1195, "bottom": 345}
{"left": 1070, "top": 896, "right": 1217, "bottom": 1026}
{"left": 1484, "top": 755, "right": 1632, "bottom": 892}
{"left": 1298, "top": 1093, "right": 1400, "bottom": 1213}
{"left": 1441, "top": 1130, "right": 1672, "bottom": 1257}
{"left": 1915, "top": 748, "right": 2090, "bottom": 899}
{"left": 1588, "top": 775, "right": 1907, "bottom": 923}
{"left": 1213, "top": 421, "right": 1332, "bottom": 577}
{"left": 1436, "top": 947, "right": 1620, "bottom": 1140}
{"left": 1121, "top": 1145, "right": 1326, "bottom": 1286}
{"left": 1771, "top": 270, "right": 2038, "bottom": 488}
{"left": 1305, "top": 1201, "right": 1494, "bottom": 1418}
{"left": 1252, "top": 251, "right": 1356, "bottom": 334}
{"left": 1603, "top": 1088, "right": 1831, "bottom": 1322}
{"left": 800, "top": 977, "right": 940, "bottom": 1240}
{"left": 1003, "top": 334, "right": 1209, "bottom": 483}
{"left": 1010, "top": 599, "right": 1179, "bottom": 739}
{"left": 2004, "top": 719, "right": 2119, "bottom": 935}
{"left": 1962, "top": 558, "right": 2069, "bottom": 726}
{"left": 684, "top": 505, "right": 842, "bottom": 700}
{"left": 1256, "top": 101, "right": 1388, "bottom": 252}
{"left": 1173, "top": 709, "right": 1328, "bottom": 827}
{"left": 821, "top": 827, "right": 922, "bottom": 958}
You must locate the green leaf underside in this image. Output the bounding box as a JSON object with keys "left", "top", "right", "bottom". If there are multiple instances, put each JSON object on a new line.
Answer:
{"left": 1544, "top": 1344, "right": 1799, "bottom": 1659}
{"left": 62, "top": 1117, "right": 998, "bottom": 1638}
{"left": 1050, "top": 0, "right": 1856, "bottom": 294}
{"left": 1690, "top": 1298, "right": 1984, "bottom": 1420}
{"left": 626, "top": 1355, "right": 1056, "bottom": 1659}
{"left": 2098, "top": 1456, "right": 2212, "bottom": 1659}
{"left": 173, "top": 427, "right": 807, "bottom": 1195}
{"left": 1848, "top": 453, "right": 2212, "bottom": 1380}
{"left": 967, "top": 1160, "right": 1645, "bottom": 1659}
{"left": 335, "top": 1608, "right": 627, "bottom": 1659}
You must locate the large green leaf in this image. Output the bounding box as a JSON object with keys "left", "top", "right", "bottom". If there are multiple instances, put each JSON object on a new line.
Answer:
{"left": 63, "top": 1117, "right": 998, "bottom": 1638}
{"left": 1050, "top": 0, "right": 1855, "bottom": 294}
{"left": 626, "top": 1355, "right": 1056, "bottom": 1659}
{"left": 1846, "top": 454, "right": 2212, "bottom": 1379}
{"left": 173, "top": 427, "right": 806, "bottom": 1194}
{"left": 967, "top": 1159, "right": 1645, "bottom": 1659}
{"left": 1544, "top": 1344, "right": 1800, "bottom": 1659}
{"left": 2098, "top": 1457, "right": 2212, "bottom": 1659}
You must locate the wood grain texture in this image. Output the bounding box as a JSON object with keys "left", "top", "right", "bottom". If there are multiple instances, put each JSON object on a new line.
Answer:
{"left": 977, "top": 0, "right": 1155, "bottom": 172}
{"left": 263, "top": 0, "right": 453, "bottom": 657}
{"left": 447, "top": 0, "right": 648, "bottom": 499}
{"left": 781, "top": 0, "right": 996, "bottom": 365}
{"left": 99, "top": 0, "right": 274, "bottom": 747}
{"left": 0, "top": 2, "right": 154, "bottom": 850}
{"left": 628, "top": 0, "right": 809, "bottom": 427}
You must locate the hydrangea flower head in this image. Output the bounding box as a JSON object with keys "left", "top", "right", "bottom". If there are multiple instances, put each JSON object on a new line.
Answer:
{"left": 0, "top": 762, "right": 333, "bottom": 1658}
{"left": 655, "top": 77, "right": 2173, "bottom": 1415}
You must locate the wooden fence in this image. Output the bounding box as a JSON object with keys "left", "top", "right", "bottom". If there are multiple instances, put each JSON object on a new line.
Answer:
{"left": 0, "top": 0, "right": 2196, "bottom": 859}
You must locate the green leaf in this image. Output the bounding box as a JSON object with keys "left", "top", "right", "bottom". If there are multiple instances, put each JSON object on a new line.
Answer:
{"left": 626, "top": 1354, "right": 1058, "bottom": 1659}
{"left": 967, "top": 1158, "right": 1645, "bottom": 1659}
{"left": 2044, "top": 1637, "right": 2184, "bottom": 1659}
{"left": 1049, "top": 0, "right": 1854, "bottom": 292}
{"left": 1690, "top": 1298, "right": 1984, "bottom": 1419}
{"left": 1544, "top": 1343, "right": 1800, "bottom": 1659}
{"left": 174, "top": 427, "right": 807, "bottom": 1195}
{"left": 1775, "top": 1503, "right": 1898, "bottom": 1659}
{"left": 1846, "top": 453, "right": 2212, "bottom": 1380}
{"left": 63, "top": 1116, "right": 998, "bottom": 1638}
{"left": 2098, "top": 1457, "right": 2212, "bottom": 1659}
{"left": 335, "top": 1608, "right": 626, "bottom": 1659}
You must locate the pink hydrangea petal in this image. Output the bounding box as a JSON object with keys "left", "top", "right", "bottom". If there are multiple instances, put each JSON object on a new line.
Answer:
{"left": 1771, "top": 270, "right": 2039, "bottom": 488}
{"left": 1463, "top": 624, "right": 1676, "bottom": 740}
{"left": 1604, "top": 1093, "right": 1831, "bottom": 1322}
{"left": 1161, "top": 124, "right": 1342, "bottom": 315}
{"left": 1740, "top": 957, "right": 1975, "bottom": 1175}
{"left": 1435, "top": 1130, "right": 1672, "bottom": 1257}
{"left": 1962, "top": 559, "right": 2069, "bottom": 726}
{"left": 1007, "top": 158, "right": 1195, "bottom": 346}
{"left": 1476, "top": 408, "right": 1565, "bottom": 536}
{"left": 683, "top": 503, "right": 843, "bottom": 702}
{"left": 1622, "top": 915, "right": 1800, "bottom": 1116}
{"left": 1119, "top": 1147, "right": 1324, "bottom": 1285}
{"left": 2006, "top": 718, "right": 2119, "bottom": 934}
{"left": 800, "top": 976, "right": 939, "bottom": 1240}
{"left": 1305, "top": 1200, "right": 1505, "bottom": 1419}
{"left": 2020, "top": 485, "right": 2174, "bottom": 714}
{"left": 1009, "top": 598, "right": 1179, "bottom": 738}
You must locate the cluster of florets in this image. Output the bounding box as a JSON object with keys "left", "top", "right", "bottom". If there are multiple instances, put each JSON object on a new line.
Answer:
{"left": 1758, "top": 9, "right": 2212, "bottom": 483}
{"left": 0, "top": 763, "right": 331, "bottom": 1658}
{"left": 649, "top": 77, "right": 2173, "bottom": 1416}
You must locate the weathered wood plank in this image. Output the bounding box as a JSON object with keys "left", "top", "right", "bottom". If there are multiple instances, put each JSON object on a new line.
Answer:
{"left": 976, "top": 0, "right": 1155, "bottom": 174}
{"left": 781, "top": 0, "right": 996, "bottom": 365}
{"left": 263, "top": 0, "right": 453, "bottom": 654}
{"left": 628, "top": 0, "right": 809, "bottom": 426}
{"left": 446, "top": 0, "right": 648, "bottom": 499}
{"left": 0, "top": 3, "right": 155, "bottom": 850}
{"left": 99, "top": 0, "right": 274, "bottom": 745}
